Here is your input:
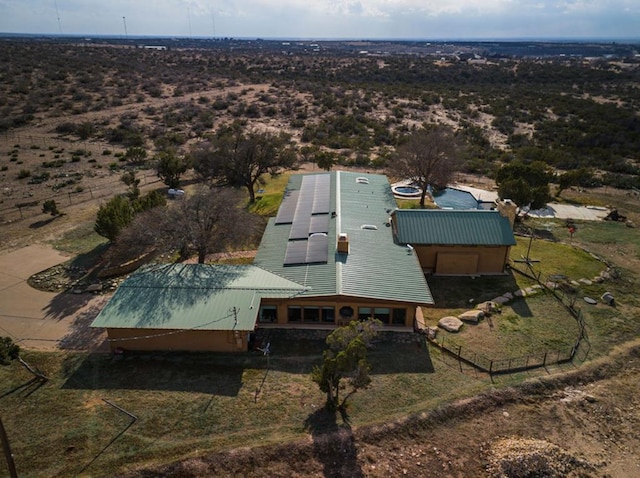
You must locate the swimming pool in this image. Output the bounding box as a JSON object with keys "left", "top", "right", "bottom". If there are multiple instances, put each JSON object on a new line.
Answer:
{"left": 433, "top": 188, "right": 480, "bottom": 209}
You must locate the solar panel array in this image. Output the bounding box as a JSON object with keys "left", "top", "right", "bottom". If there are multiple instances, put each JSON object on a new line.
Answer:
{"left": 279, "top": 174, "right": 331, "bottom": 266}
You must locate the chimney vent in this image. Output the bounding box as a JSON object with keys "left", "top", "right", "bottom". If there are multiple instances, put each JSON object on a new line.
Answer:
{"left": 337, "top": 233, "right": 349, "bottom": 254}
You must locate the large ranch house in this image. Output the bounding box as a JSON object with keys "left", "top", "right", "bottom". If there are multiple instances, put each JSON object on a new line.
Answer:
{"left": 92, "top": 171, "right": 516, "bottom": 353}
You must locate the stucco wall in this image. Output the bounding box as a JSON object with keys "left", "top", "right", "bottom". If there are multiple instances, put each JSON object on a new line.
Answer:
{"left": 106, "top": 328, "right": 248, "bottom": 352}
{"left": 261, "top": 296, "right": 418, "bottom": 327}
{"left": 415, "top": 245, "right": 510, "bottom": 275}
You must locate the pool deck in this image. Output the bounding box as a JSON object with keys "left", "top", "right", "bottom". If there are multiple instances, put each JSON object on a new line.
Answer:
{"left": 392, "top": 180, "right": 608, "bottom": 220}
{"left": 451, "top": 183, "right": 609, "bottom": 221}
{"left": 450, "top": 183, "right": 500, "bottom": 203}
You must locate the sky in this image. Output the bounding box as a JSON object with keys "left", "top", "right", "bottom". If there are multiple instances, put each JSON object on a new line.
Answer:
{"left": 0, "top": 0, "right": 639, "bottom": 40}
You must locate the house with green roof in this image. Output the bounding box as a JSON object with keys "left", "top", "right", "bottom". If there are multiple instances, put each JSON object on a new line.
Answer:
{"left": 252, "top": 171, "right": 434, "bottom": 330}
{"left": 92, "top": 171, "right": 515, "bottom": 352}
{"left": 91, "top": 264, "right": 307, "bottom": 352}
{"left": 391, "top": 209, "right": 516, "bottom": 275}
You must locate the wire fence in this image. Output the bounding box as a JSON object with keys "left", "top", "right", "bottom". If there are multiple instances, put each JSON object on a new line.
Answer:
{"left": 426, "top": 263, "right": 591, "bottom": 375}
{"left": 0, "top": 170, "right": 161, "bottom": 223}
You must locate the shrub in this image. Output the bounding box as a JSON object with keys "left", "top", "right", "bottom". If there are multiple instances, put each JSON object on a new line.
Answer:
{"left": 17, "top": 168, "right": 31, "bottom": 179}
{"left": 0, "top": 336, "right": 20, "bottom": 365}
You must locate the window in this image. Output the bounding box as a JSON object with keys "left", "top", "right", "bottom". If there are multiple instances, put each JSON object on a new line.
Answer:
{"left": 304, "top": 306, "right": 320, "bottom": 322}
{"left": 259, "top": 305, "right": 278, "bottom": 323}
{"left": 288, "top": 306, "right": 302, "bottom": 322}
{"left": 392, "top": 308, "right": 407, "bottom": 325}
{"left": 374, "top": 307, "right": 391, "bottom": 324}
{"left": 358, "top": 307, "right": 372, "bottom": 321}
{"left": 321, "top": 307, "right": 335, "bottom": 323}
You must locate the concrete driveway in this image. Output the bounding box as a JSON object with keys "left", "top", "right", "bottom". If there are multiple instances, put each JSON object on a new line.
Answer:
{"left": 0, "top": 244, "right": 108, "bottom": 351}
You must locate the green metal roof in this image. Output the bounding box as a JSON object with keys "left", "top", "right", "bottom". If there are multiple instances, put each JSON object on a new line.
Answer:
{"left": 393, "top": 209, "right": 516, "bottom": 246}
{"left": 91, "top": 264, "right": 307, "bottom": 331}
{"left": 254, "top": 171, "right": 434, "bottom": 305}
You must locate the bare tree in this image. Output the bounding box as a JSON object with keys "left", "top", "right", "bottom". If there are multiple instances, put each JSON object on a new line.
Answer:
{"left": 191, "top": 122, "right": 296, "bottom": 204}
{"left": 389, "top": 125, "right": 461, "bottom": 208}
{"left": 167, "top": 187, "right": 259, "bottom": 263}
{"left": 113, "top": 187, "right": 259, "bottom": 264}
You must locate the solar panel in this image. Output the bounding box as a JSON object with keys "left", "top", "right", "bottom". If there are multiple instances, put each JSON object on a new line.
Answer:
{"left": 312, "top": 174, "right": 331, "bottom": 214}
{"left": 289, "top": 213, "right": 311, "bottom": 239}
{"left": 275, "top": 190, "right": 299, "bottom": 224}
{"left": 283, "top": 241, "right": 308, "bottom": 265}
{"left": 306, "top": 234, "right": 328, "bottom": 263}
{"left": 309, "top": 214, "right": 330, "bottom": 234}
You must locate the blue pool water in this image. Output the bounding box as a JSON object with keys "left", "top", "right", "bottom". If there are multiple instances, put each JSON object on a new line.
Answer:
{"left": 433, "top": 188, "right": 480, "bottom": 210}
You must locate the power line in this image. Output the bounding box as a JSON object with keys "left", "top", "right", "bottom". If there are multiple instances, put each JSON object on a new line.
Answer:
{"left": 106, "top": 310, "right": 237, "bottom": 343}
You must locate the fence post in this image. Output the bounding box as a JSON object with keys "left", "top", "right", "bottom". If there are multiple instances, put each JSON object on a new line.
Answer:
{"left": 543, "top": 352, "right": 547, "bottom": 367}
{"left": 489, "top": 360, "right": 493, "bottom": 375}
{"left": 458, "top": 345, "right": 463, "bottom": 372}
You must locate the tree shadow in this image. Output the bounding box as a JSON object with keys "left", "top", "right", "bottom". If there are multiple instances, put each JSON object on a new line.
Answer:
{"left": 43, "top": 291, "right": 95, "bottom": 322}
{"left": 58, "top": 296, "right": 109, "bottom": 351}
{"left": 29, "top": 216, "right": 58, "bottom": 229}
{"left": 61, "top": 352, "right": 243, "bottom": 395}
{"left": 304, "top": 407, "right": 364, "bottom": 478}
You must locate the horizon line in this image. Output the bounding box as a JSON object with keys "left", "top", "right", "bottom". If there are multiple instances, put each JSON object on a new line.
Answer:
{"left": 1, "top": 32, "right": 640, "bottom": 44}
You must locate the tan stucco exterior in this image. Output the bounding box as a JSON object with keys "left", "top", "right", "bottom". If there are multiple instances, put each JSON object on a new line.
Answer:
{"left": 260, "top": 296, "right": 419, "bottom": 328}
{"left": 106, "top": 328, "right": 249, "bottom": 353}
{"left": 414, "top": 244, "right": 511, "bottom": 275}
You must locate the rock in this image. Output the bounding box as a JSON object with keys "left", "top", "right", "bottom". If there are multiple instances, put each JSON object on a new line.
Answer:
{"left": 477, "top": 301, "right": 500, "bottom": 313}
{"left": 524, "top": 287, "right": 539, "bottom": 296}
{"left": 72, "top": 289, "right": 83, "bottom": 294}
{"left": 579, "top": 278, "right": 593, "bottom": 285}
{"left": 426, "top": 327, "right": 438, "bottom": 339}
{"left": 514, "top": 289, "right": 526, "bottom": 297}
{"left": 458, "top": 310, "right": 484, "bottom": 323}
{"left": 438, "top": 316, "right": 464, "bottom": 332}
{"left": 86, "top": 283, "right": 103, "bottom": 292}
{"left": 502, "top": 292, "right": 514, "bottom": 300}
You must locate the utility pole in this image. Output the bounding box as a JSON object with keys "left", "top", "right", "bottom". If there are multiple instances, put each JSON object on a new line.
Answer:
{"left": 122, "top": 16, "right": 128, "bottom": 39}
{"left": 0, "top": 416, "right": 18, "bottom": 478}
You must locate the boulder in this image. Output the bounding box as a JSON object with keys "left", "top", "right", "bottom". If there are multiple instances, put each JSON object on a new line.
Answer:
{"left": 438, "top": 316, "right": 464, "bottom": 333}
{"left": 86, "top": 283, "right": 103, "bottom": 292}
{"left": 458, "top": 310, "right": 484, "bottom": 324}
{"left": 477, "top": 301, "right": 500, "bottom": 314}
{"left": 426, "top": 327, "right": 438, "bottom": 340}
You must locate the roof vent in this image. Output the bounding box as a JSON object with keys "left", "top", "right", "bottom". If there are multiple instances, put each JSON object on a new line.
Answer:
{"left": 361, "top": 224, "right": 378, "bottom": 230}
{"left": 356, "top": 177, "right": 369, "bottom": 184}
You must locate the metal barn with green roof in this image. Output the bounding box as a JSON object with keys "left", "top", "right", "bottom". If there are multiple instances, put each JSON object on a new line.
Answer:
{"left": 391, "top": 209, "right": 516, "bottom": 275}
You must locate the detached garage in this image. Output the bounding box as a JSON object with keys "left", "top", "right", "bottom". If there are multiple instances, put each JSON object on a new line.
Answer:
{"left": 391, "top": 209, "right": 516, "bottom": 276}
